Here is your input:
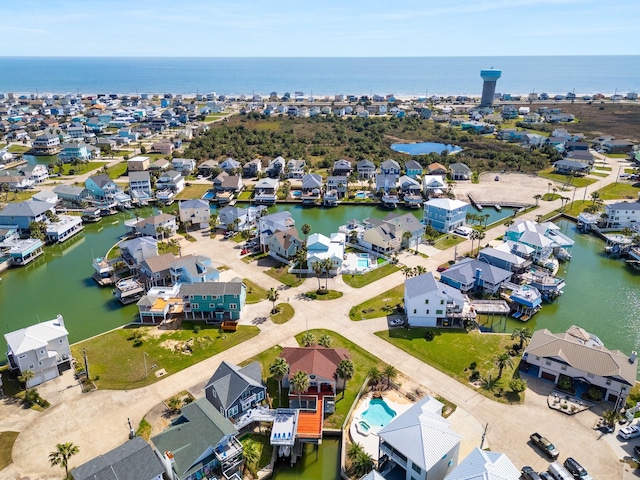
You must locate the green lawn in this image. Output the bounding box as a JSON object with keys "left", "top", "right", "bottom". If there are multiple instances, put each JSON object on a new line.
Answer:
{"left": 595, "top": 166, "right": 613, "bottom": 171}
{"left": 240, "top": 434, "right": 273, "bottom": 476}
{"left": 271, "top": 303, "right": 294, "bottom": 324}
{"left": 8, "top": 144, "right": 30, "bottom": 153}
{"left": 349, "top": 284, "right": 403, "bottom": 321}
{"left": 136, "top": 417, "right": 153, "bottom": 440}
{"left": 537, "top": 170, "right": 596, "bottom": 188}
{"left": 605, "top": 153, "right": 629, "bottom": 159}
{"left": 589, "top": 172, "right": 609, "bottom": 177}
{"left": 237, "top": 190, "right": 253, "bottom": 200}
{"left": 0, "top": 431, "right": 19, "bottom": 470}
{"left": 342, "top": 263, "right": 399, "bottom": 288}
{"left": 432, "top": 234, "right": 467, "bottom": 250}
{"left": 265, "top": 265, "right": 304, "bottom": 287}
{"left": 70, "top": 322, "right": 260, "bottom": 390}
{"left": 375, "top": 328, "right": 523, "bottom": 403}
{"left": 107, "top": 161, "right": 128, "bottom": 179}
{"left": 596, "top": 182, "right": 640, "bottom": 200}
{"left": 541, "top": 193, "right": 561, "bottom": 201}
{"left": 1, "top": 190, "right": 40, "bottom": 203}
{"left": 240, "top": 329, "right": 394, "bottom": 429}
{"left": 306, "top": 289, "right": 343, "bottom": 300}
{"left": 175, "top": 184, "right": 210, "bottom": 200}
{"left": 562, "top": 200, "right": 591, "bottom": 217}
{"left": 244, "top": 278, "right": 267, "bottom": 304}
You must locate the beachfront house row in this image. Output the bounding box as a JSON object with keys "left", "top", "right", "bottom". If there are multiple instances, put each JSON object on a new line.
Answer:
{"left": 4, "top": 314, "right": 71, "bottom": 388}
{"left": 423, "top": 198, "right": 468, "bottom": 233}
{"left": 181, "top": 279, "right": 246, "bottom": 322}
{"left": 449, "top": 162, "right": 472, "bottom": 180}
{"left": 178, "top": 199, "right": 210, "bottom": 230}
{"left": 439, "top": 258, "right": 513, "bottom": 295}
{"left": 444, "top": 448, "right": 520, "bottom": 480}
{"left": 378, "top": 395, "right": 461, "bottom": 480}
{"left": 151, "top": 398, "right": 244, "bottom": 480}
{"left": 170, "top": 255, "right": 219, "bottom": 284}
{"left": 71, "top": 437, "right": 165, "bottom": 480}
{"left": 0, "top": 200, "right": 54, "bottom": 234}
{"left": 404, "top": 272, "right": 466, "bottom": 327}
{"left": 204, "top": 361, "right": 266, "bottom": 420}
{"left": 522, "top": 326, "right": 638, "bottom": 407}
{"left": 356, "top": 159, "right": 376, "bottom": 180}
{"left": 266, "top": 228, "right": 303, "bottom": 261}
{"left": 601, "top": 201, "right": 640, "bottom": 229}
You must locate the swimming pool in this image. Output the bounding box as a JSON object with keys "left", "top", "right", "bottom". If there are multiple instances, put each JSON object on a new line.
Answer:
{"left": 355, "top": 191, "right": 366, "bottom": 199}
{"left": 357, "top": 258, "right": 369, "bottom": 269}
{"left": 360, "top": 398, "right": 396, "bottom": 429}
{"left": 201, "top": 190, "right": 216, "bottom": 200}
{"left": 291, "top": 190, "right": 302, "bottom": 197}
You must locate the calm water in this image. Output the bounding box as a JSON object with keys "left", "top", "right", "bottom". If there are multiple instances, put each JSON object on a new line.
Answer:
{"left": 272, "top": 437, "right": 340, "bottom": 480}
{"left": 485, "top": 219, "right": 640, "bottom": 362}
{"left": 390, "top": 142, "right": 462, "bottom": 155}
{"left": 0, "top": 56, "right": 638, "bottom": 96}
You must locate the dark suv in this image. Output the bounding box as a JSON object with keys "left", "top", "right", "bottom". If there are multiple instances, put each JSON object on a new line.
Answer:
{"left": 564, "top": 457, "right": 589, "bottom": 478}
{"left": 522, "top": 466, "right": 542, "bottom": 480}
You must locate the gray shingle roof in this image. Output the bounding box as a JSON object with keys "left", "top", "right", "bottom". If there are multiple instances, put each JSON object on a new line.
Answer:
{"left": 205, "top": 361, "right": 264, "bottom": 410}
{"left": 441, "top": 259, "right": 512, "bottom": 286}
{"left": 0, "top": 200, "right": 52, "bottom": 218}
{"left": 71, "top": 437, "right": 164, "bottom": 480}
{"left": 180, "top": 280, "right": 244, "bottom": 297}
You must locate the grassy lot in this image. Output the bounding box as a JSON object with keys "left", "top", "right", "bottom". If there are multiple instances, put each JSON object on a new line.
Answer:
{"left": 605, "top": 153, "right": 629, "bottom": 159}
{"left": 70, "top": 322, "right": 260, "bottom": 390}
{"left": 349, "top": 284, "right": 403, "bottom": 321}
{"left": 136, "top": 417, "right": 153, "bottom": 440}
{"left": 432, "top": 234, "right": 467, "bottom": 250}
{"left": 144, "top": 153, "right": 171, "bottom": 161}
{"left": 237, "top": 190, "right": 253, "bottom": 200}
{"left": 562, "top": 200, "right": 591, "bottom": 217}
{"left": 175, "top": 184, "right": 210, "bottom": 200}
{"left": 265, "top": 265, "right": 304, "bottom": 287}
{"left": 242, "top": 251, "right": 269, "bottom": 264}
{"left": 596, "top": 182, "right": 640, "bottom": 200}
{"left": 111, "top": 150, "right": 135, "bottom": 157}
{"left": 8, "top": 144, "right": 30, "bottom": 153}
{"left": 595, "top": 166, "right": 613, "bottom": 171}
{"left": 0, "top": 431, "right": 19, "bottom": 470}
{"left": 589, "top": 172, "right": 609, "bottom": 178}
{"left": 271, "top": 303, "right": 294, "bottom": 324}
{"left": 542, "top": 193, "right": 561, "bottom": 201}
{"left": 244, "top": 278, "right": 267, "bottom": 304}
{"left": 240, "top": 329, "right": 392, "bottom": 429}
{"left": 107, "top": 161, "right": 128, "bottom": 179}
{"left": 375, "top": 328, "right": 523, "bottom": 403}
{"left": 1, "top": 190, "right": 40, "bottom": 202}
{"left": 342, "top": 263, "right": 399, "bottom": 288}
{"left": 537, "top": 169, "right": 597, "bottom": 188}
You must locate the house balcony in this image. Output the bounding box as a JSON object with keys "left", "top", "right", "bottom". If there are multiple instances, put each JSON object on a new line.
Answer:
{"left": 215, "top": 436, "right": 243, "bottom": 466}
{"left": 379, "top": 443, "right": 407, "bottom": 469}
{"left": 240, "top": 393, "right": 258, "bottom": 412}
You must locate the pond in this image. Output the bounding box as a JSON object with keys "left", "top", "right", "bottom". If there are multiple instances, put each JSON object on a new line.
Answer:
{"left": 390, "top": 142, "right": 462, "bottom": 155}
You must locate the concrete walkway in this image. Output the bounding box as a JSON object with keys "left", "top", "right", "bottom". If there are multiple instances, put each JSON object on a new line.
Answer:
{"left": 1, "top": 155, "right": 634, "bottom": 479}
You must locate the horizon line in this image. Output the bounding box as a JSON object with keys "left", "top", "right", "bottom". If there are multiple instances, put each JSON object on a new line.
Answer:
{"left": 1, "top": 54, "right": 639, "bottom": 59}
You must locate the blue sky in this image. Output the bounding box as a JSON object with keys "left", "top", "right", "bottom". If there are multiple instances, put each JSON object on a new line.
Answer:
{"left": 3, "top": 0, "right": 640, "bottom": 57}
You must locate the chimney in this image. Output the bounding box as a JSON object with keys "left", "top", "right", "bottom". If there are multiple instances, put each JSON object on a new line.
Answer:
{"left": 630, "top": 351, "right": 637, "bottom": 364}
{"left": 56, "top": 314, "right": 64, "bottom": 328}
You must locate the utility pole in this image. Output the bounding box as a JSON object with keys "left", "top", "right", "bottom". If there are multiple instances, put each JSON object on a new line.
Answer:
{"left": 82, "top": 348, "right": 89, "bottom": 380}
{"left": 480, "top": 423, "right": 489, "bottom": 449}
{"left": 143, "top": 352, "right": 149, "bottom": 378}
{"left": 127, "top": 417, "right": 135, "bottom": 439}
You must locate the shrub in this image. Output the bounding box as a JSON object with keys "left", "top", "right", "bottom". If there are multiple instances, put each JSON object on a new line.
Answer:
{"left": 470, "top": 371, "right": 480, "bottom": 382}
{"left": 424, "top": 330, "right": 435, "bottom": 341}
{"left": 306, "top": 292, "right": 317, "bottom": 300}
{"left": 193, "top": 325, "right": 201, "bottom": 334}
{"left": 509, "top": 378, "right": 527, "bottom": 393}
{"left": 469, "top": 361, "right": 477, "bottom": 370}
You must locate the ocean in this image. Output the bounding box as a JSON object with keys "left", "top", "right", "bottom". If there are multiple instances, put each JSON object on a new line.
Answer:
{"left": 0, "top": 56, "right": 638, "bottom": 97}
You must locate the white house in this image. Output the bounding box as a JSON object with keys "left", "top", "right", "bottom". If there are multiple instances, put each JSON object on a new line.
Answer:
{"left": 19, "top": 164, "right": 49, "bottom": 184}
{"left": 522, "top": 326, "right": 638, "bottom": 407}
{"left": 602, "top": 201, "right": 640, "bottom": 229}
{"left": 5, "top": 314, "right": 71, "bottom": 388}
{"left": 378, "top": 396, "right": 461, "bottom": 480}
{"left": 306, "top": 232, "right": 345, "bottom": 273}
{"left": 129, "top": 171, "right": 153, "bottom": 201}
{"left": 258, "top": 211, "right": 295, "bottom": 251}
{"left": 422, "top": 175, "right": 447, "bottom": 196}
{"left": 179, "top": 199, "right": 210, "bottom": 229}
{"left": 444, "top": 448, "right": 520, "bottom": 480}
{"left": 404, "top": 272, "right": 466, "bottom": 327}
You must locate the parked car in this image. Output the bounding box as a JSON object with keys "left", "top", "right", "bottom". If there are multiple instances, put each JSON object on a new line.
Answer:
{"left": 619, "top": 424, "right": 640, "bottom": 440}
{"left": 241, "top": 249, "right": 249, "bottom": 255}
{"left": 539, "top": 472, "right": 554, "bottom": 480}
{"left": 563, "top": 457, "right": 592, "bottom": 479}
{"left": 530, "top": 432, "right": 559, "bottom": 459}
{"left": 389, "top": 318, "right": 404, "bottom": 327}
{"left": 494, "top": 175, "right": 500, "bottom": 181}
{"left": 436, "top": 265, "right": 449, "bottom": 272}
{"left": 522, "top": 466, "right": 542, "bottom": 480}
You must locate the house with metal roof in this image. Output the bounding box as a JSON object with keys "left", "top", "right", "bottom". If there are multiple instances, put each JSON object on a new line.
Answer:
{"left": 378, "top": 396, "right": 461, "bottom": 480}
{"left": 53, "top": 184, "right": 92, "bottom": 206}
{"left": 170, "top": 255, "right": 219, "bottom": 284}
{"left": 522, "top": 326, "right": 638, "bottom": 407}
{"left": 439, "top": 258, "right": 513, "bottom": 295}
{"left": 504, "top": 220, "right": 574, "bottom": 261}
{"left": 404, "top": 272, "right": 466, "bottom": 327}
{"left": 5, "top": 314, "right": 71, "bottom": 388}
{"left": 181, "top": 280, "right": 246, "bottom": 322}
{"left": 424, "top": 198, "right": 468, "bottom": 233}
{"left": 71, "top": 436, "right": 164, "bottom": 480}
{"left": 205, "top": 361, "right": 266, "bottom": 420}
{"left": 602, "top": 201, "right": 640, "bottom": 229}
{"left": 151, "top": 397, "right": 243, "bottom": 480}
{"left": 478, "top": 245, "right": 530, "bottom": 272}
{"left": 443, "top": 447, "right": 520, "bottom": 480}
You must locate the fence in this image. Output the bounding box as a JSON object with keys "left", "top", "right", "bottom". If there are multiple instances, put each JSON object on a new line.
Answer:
{"left": 340, "top": 376, "right": 370, "bottom": 480}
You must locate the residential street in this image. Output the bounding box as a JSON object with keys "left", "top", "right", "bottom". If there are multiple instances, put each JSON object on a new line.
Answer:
{"left": 1, "top": 155, "right": 635, "bottom": 479}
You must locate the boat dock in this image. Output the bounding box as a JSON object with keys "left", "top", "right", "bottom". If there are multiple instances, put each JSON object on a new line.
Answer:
{"left": 470, "top": 300, "right": 510, "bottom": 315}
{"left": 466, "top": 194, "right": 529, "bottom": 210}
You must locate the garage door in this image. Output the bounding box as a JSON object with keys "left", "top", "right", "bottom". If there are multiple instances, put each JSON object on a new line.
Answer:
{"left": 541, "top": 371, "right": 557, "bottom": 382}
{"left": 44, "top": 368, "right": 59, "bottom": 382}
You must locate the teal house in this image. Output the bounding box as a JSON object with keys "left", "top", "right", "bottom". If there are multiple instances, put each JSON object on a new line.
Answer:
{"left": 181, "top": 280, "right": 246, "bottom": 322}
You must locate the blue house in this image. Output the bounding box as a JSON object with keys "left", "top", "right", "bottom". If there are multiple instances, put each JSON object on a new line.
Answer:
{"left": 0, "top": 200, "right": 54, "bottom": 233}
{"left": 181, "top": 280, "right": 246, "bottom": 322}
{"left": 85, "top": 174, "right": 131, "bottom": 207}
{"left": 404, "top": 159, "right": 423, "bottom": 179}
{"left": 423, "top": 198, "right": 468, "bottom": 233}
{"left": 204, "top": 361, "right": 266, "bottom": 420}
{"left": 380, "top": 159, "right": 401, "bottom": 178}
{"left": 170, "top": 255, "right": 220, "bottom": 284}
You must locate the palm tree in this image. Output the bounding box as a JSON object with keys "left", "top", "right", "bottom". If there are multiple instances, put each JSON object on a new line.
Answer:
{"left": 294, "top": 248, "right": 307, "bottom": 279}
{"left": 301, "top": 331, "right": 316, "bottom": 347}
{"left": 481, "top": 374, "right": 499, "bottom": 393}
{"left": 469, "top": 229, "right": 481, "bottom": 256}
{"left": 318, "top": 334, "right": 333, "bottom": 348}
{"left": 269, "top": 357, "right": 289, "bottom": 407}
{"left": 18, "top": 369, "right": 35, "bottom": 388}
{"left": 402, "top": 266, "right": 413, "bottom": 278}
{"left": 311, "top": 260, "right": 323, "bottom": 290}
{"left": 291, "top": 370, "right": 310, "bottom": 405}
{"left": 601, "top": 409, "right": 622, "bottom": 427}
{"left": 482, "top": 214, "right": 490, "bottom": 229}
{"left": 350, "top": 450, "right": 374, "bottom": 478}
{"left": 413, "top": 265, "right": 427, "bottom": 276}
{"left": 511, "top": 327, "right": 532, "bottom": 350}
{"left": 322, "top": 257, "right": 333, "bottom": 289}
{"left": 402, "top": 230, "right": 412, "bottom": 252}
{"left": 49, "top": 442, "right": 79, "bottom": 478}
{"left": 346, "top": 441, "right": 364, "bottom": 462}
{"left": 495, "top": 353, "right": 514, "bottom": 378}
{"left": 533, "top": 194, "right": 542, "bottom": 207}
{"left": 590, "top": 191, "right": 600, "bottom": 204}
{"left": 367, "top": 366, "right": 382, "bottom": 390}
{"left": 475, "top": 230, "right": 486, "bottom": 255}
{"left": 301, "top": 223, "right": 311, "bottom": 244}
{"left": 168, "top": 238, "right": 180, "bottom": 256}
{"left": 383, "top": 364, "right": 398, "bottom": 390}
{"left": 242, "top": 439, "right": 260, "bottom": 475}
{"left": 266, "top": 287, "right": 279, "bottom": 314}
{"left": 622, "top": 227, "right": 634, "bottom": 238}
{"left": 336, "top": 359, "right": 355, "bottom": 398}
